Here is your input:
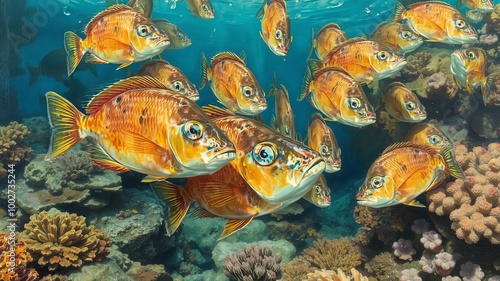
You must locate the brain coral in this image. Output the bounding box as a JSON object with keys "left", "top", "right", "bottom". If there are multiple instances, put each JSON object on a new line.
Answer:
{"left": 426, "top": 143, "right": 500, "bottom": 244}
{"left": 19, "top": 211, "right": 111, "bottom": 271}
{"left": 0, "top": 232, "right": 38, "bottom": 281}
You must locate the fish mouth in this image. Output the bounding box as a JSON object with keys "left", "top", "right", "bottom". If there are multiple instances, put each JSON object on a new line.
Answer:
{"left": 450, "top": 52, "right": 467, "bottom": 75}
{"left": 300, "top": 159, "right": 326, "bottom": 185}
{"left": 208, "top": 149, "right": 236, "bottom": 164}
{"left": 273, "top": 46, "right": 288, "bottom": 56}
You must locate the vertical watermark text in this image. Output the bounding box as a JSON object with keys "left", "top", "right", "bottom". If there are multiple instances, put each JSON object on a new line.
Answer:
{"left": 6, "top": 164, "right": 17, "bottom": 272}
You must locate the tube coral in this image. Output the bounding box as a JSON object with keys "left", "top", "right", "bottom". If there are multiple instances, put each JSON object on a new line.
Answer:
{"left": 223, "top": 244, "right": 282, "bottom": 281}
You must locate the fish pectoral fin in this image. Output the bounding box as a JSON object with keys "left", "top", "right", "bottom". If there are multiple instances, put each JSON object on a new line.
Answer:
{"left": 121, "top": 130, "right": 170, "bottom": 156}
{"left": 151, "top": 181, "right": 189, "bottom": 236}
{"left": 116, "top": 61, "right": 134, "bottom": 70}
{"left": 86, "top": 53, "right": 110, "bottom": 64}
{"left": 219, "top": 215, "right": 257, "bottom": 240}
{"left": 403, "top": 199, "right": 425, "bottom": 208}
{"left": 198, "top": 181, "right": 239, "bottom": 207}
{"left": 142, "top": 175, "right": 169, "bottom": 183}
{"left": 87, "top": 141, "right": 131, "bottom": 173}
{"left": 190, "top": 207, "right": 218, "bottom": 218}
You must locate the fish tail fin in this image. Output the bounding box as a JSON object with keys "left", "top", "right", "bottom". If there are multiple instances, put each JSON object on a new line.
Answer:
{"left": 27, "top": 64, "right": 40, "bottom": 86}
{"left": 200, "top": 52, "right": 210, "bottom": 89}
{"left": 256, "top": 0, "right": 267, "bottom": 18}
{"left": 45, "top": 91, "right": 86, "bottom": 160}
{"left": 442, "top": 146, "right": 466, "bottom": 179}
{"left": 151, "top": 181, "right": 190, "bottom": 236}
{"left": 390, "top": 1, "right": 406, "bottom": 22}
{"left": 64, "top": 31, "right": 86, "bottom": 76}
{"left": 307, "top": 28, "right": 316, "bottom": 60}
{"left": 298, "top": 67, "right": 313, "bottom": 101}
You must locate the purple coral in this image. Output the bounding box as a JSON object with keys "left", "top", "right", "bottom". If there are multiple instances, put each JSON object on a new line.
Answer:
{"left": 460, "top": 261, "right": 485, "bottom": 281}
{"left": 420, "top": 231, "right": 443, "bottom": 253}
{"left": 442, "top": 277, "right": 461, "bottom": 281}
{"left": 428, "top": 72, "right": 447, "bottom": 90}
{"left": 419, "top": 251, "right": 436, "bottom": 274}
{"left": 479, "top": 34, "right": 498, "bottom": 45}
{"left": 434, "top": 252, "right": 456, "bottom": 276}
{"left": 392, "top": 239, "right": 417, "bottom": 261}
{"left": 411, "top": 219, "right": 430, "bottom": 235}
{"left": 488, "top": 276, "right": 500, "bottom": 281}
{"left": 400, "top": 268, "right": 422, "bottom": 281}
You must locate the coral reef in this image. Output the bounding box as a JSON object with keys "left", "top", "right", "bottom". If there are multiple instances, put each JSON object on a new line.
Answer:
{"left": 282, "top": 256, "right": 312, "bottom": 281}
{"left": 364, "top": 252, "right": 400, "bottom": 280}
{"left": 425, "top": 72, "right": 459, "bottom": 100}
{"left": 0, "top": 232, "right": 39, "bottom": 281}
{"left": 0, "top": 121, "right": 32, "bottom": 167}
{"left": 399, "top": 268, "right": 421, "bottom": 281}
{"left": 222, "top": 244, "right": 282, "bottom": 281}
{"left": 469, "top": 108, "right": 500, "bottom": 139}
{"left": 426, "top": 143, "right": 500, "bottom": 244}
{"left": 401, "top": 51, "right": 432, "bottom": 80}
{"left": 419, "top": 251, "right": 435, "bottom": 274}
{"left": 392, "top": 239, "right": 416, "bottom": 261}
{"left": 460, "top": 261, "right": 485, "bottom": 281}
{"left": 411, "top": 219, "right": 430, "bottom": 235}
{"left": 420, "top": 231, "right": 443, "bottom": 254}
{"left": 433, "top": 252, "right": 455, "bottom": 276}
{"left": 302, "top": 237, "right": 362, "bottom": 272}
{"left": 484, "top": 4, "right": 500, "bottom": 33}
{"left": 306, "top": 268, "right": 369, "bottom": 281}
{"left": 483, "top": 73, "right": 500, "bottom": 107}
{"left": 19, "top": 211, "right": 111, "bottom": 271}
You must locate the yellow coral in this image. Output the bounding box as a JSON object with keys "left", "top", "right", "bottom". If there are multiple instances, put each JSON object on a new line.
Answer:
{"left": 19, "top": 211, "right": 111, "bottom": 271}
{"left": 307, "top": 268, "right": 369, "bottom": 281}
{"left": 0, "top": 232, "right": 39, "bottom": 281}
{"left": 0, "top": 122, "right": 32, "bottom": 165}
{"left": 302, "top": 238, "right": 362, "bottom": 272}
{"left": 282, "top": 256, "right": 312, "bottom": 281}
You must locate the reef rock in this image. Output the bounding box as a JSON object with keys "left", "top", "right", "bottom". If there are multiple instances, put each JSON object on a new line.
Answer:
{"left": 66, "top": 260, "right": 131, "bottom": 281}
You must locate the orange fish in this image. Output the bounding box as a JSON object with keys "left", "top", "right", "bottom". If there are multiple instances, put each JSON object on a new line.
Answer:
{"left": 201, "top": 52, "right": 267, "bottom": 115}
{"left": 392, "top": 1, "right": 477, "bottom": 44}
{"left": 256, "top": 0, "right": 292, "bottom": 56}
{"left": 383, "top": 82, "right": 427, "bottom": 123}
{"left": 310, "top": 23, "right": 347, "bottom": 60}
{"left": 186, "top": 0, "right": 215, "bottom": 20}
{"left": 269, "top": 73, "right": 296, "bottom": 140}
{"left": 356, "top": 142, "right": 464, "bottom": 208}
{"left": 371, "top": 22, "right": 423, "bottom": 55}
{"left": 403, "top": 123, "right": 452, "bottom": 151}
{"left": 307, "top": 113, "right": 341, "bottom": 173}
{"left": 303, "top": 174, "right": 331, "bottom": 207}
{"left": 450, "top": 47, "right": 489, "bottom": 95}
{"left": 137, "top": 60, "right": 199, "bottom": 101}
{"left": 45, "top": 76, "right": 236, "bottom": 182}
{"left": 299, "top": 66, "right": 376, "bottom": 127}
{"left": 202, "top": 105, "right": 326, "bottom": 204}
{"left": 152, "top": 164, "right": 282, "bottom": 239}
{"left": 64, "top": 5, "right": 170, "bottom": 76}
{"left": 319, "top": 38, "right": 407, "bottom": 84}
{"left": 457, "top": 0, "right": 494, "bottom": 13}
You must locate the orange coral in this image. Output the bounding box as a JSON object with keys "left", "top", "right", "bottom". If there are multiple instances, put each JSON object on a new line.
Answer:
{"left": 282, "top": 256, "right": 312, "bottom": 281}
{"left": 302, "top": 237, "right": 362, "bottom": 272}
{"left": 19, "top": 211, "right": 111, "bottom": 271}
{"left": 0, "top": 122, "right": 32, "bottom": 165}
{"left": 0, "top": 232, "right": 39, "bottom": 281}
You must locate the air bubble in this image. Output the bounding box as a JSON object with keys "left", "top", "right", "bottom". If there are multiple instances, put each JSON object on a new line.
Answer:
{"left": 63, "top": 6, "right": 71, "bottom": 16}
{"left": 364, "top": 8, "right": 370, "bottom": 13}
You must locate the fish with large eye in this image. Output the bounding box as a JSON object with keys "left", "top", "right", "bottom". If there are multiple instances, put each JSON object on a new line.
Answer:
{"left": 403, "top": 122, "right": 452, "bottom": 151}
{"left": 64, "top": 5, "right": 170, "bottom": 76}
{"left": 310, "top": 23, "right": 347, "bottom": 60}
{"left": 253, "top": 142, "right": 277, "bottom": 166}
{"left": 307, "top": 113, "right": 342, "bottom": 173}
{"left": 383, "top": 82, "right": 426, "bottom": 123}
{"left": 153, "top": 19, "right": 192, "bottom": 50}
{"left": 201, "top": 52, "right": 267, "bottom": 115}
{"left": 303, "top": 174, "right": 331, "bottom": 207}
{"left": 450, "top": 47, "right": 490, "bottom": 97}
{"left": 185, "top": 0, "right": 215, "bottom": 20}
{"left": 269, "top": 74, "right": 297, "bottom": 140}
{"left": 370, "top": 21, "right": 423, "bottom": 55}
{"left": 391, "top": 1, "right": 477, "bottom": 44}
{"left": 137, "top": 60, "right": 199, "bottom": 101}
{"left": 44, "top": 76, "right": 236, "bottom": 183}
{"left": 257, "top": 0, "right": 292, "bottom": 56}
{"left": 356, "top": 142, "right": 465, "bottom": 208}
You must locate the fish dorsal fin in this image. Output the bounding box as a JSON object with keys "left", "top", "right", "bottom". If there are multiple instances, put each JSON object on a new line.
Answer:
{"left": 271, "top": 0, "right": 287, "bottom": 9}
{"left": 85, "top": 5, "right": 133, "bottom": 35}
{"left": 280, "top": 85, "right": 290, "bottom": 100}
{"left": 190, "top": 207, "right": 218, "bottom": 218}
{"left": 408, "top": 1, "right": 451, "bottom": 9}
{"left": 311, "top": 112, "right": 325, "bottom": 123}
{"left": 198, "top": 181, "right": 240, "bottom": 208}
{"left": 86, "top": 76, "right": 167, "bottom": 114}
{"left": 382, "top": 142, "right": 438, "bottom": 155}
{"left": 212, "top": 52, "right": 245, "bottom": 66}
{"left": 323, "top": 37, "right": 368, "bottom": 61}
{"left": 202, "top": 105, "right": 234, "bottom": 118}
{"left": 218, "top": 215, "right": 257, "bottom": 240}
{"left": 313, "top": 66, "right": 351, "bottom": 80}
{"left": 318, "top": 23, "right": 342, "bottom": 35}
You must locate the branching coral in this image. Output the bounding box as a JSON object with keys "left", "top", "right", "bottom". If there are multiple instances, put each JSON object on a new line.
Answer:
{"left": 306, "top": 268, "right": 369, "bottom": 281}
{"left": 19, "top": 211, "right": 112, "bottom": 271}
{"left": 365, "top": 252, "right": 398, "bottom": 280}
{"left": 223, "top": 244, "right": 282, "bottom": 281}
{"left": 426, "top": 143, "right": 500, "bottom": 244}
{"left": 0, "top": 121, "right": 32, "bottom": 165}
{"left": 282, "top": 256, "right": 312, "bottom": 281}
{"left": 0, "top": 232, "right": 39, "bottom": 281}
{"left": 302, "top": 238, "right": 362, "bottom": 272}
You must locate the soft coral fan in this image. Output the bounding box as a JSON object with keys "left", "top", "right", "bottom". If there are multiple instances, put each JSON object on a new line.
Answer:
{"left": 426, "top": 143, "right": 500, "bottom": 244}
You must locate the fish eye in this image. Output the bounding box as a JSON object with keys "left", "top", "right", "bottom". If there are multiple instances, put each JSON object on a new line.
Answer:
{"left": 320, "top": 144, "right": 329, "bottom": 156}
{"left": 315, "top": 186, "right": 321, "bottom": 195}
{"left": 136, "top": 25, "right": 150, "bottom": 37}
{"left": 401, "top": 31, "right": 411, "bottom": 39}
{"left": 376, "top": 51, "right": 389, "bottom": 60}
{"left": 455, "top": 19, "right": 466, "bottom": 29}
{"left": 275, "top": 29, "right": 282, "bottom": 40}
{"left": 348, "top": 98, "right": 361, "bottom": 109}
{"left": 183, "top": 121, "right": 204, "bottom": 140}
{"left": 176, "top": 33, "right": 185, "bottom": 40}
{"left": 252, "top": 142, "right": 277, "bottom": 166}
{"left": 428, "top": 135, "right": 441, "bottom": 144}
{"left": 405, "top": 101, "right": 416, "bottom": 110}
{"left": 284, "top": 125, "right": 290, "bottom": 135}
{"left": 242, "top": 86, "right": 254, "bottom": 98}
{"left": 467, "top": 51, "right": 476, "bottom": 59}
{"left": 370, "top": 176, "right": 384, "bottom": 189}
{"left": 173, "top": 81, "right": 184, "bottom": 91}
{"left": 202, "top": 4, "right": 208, "bottom": 12}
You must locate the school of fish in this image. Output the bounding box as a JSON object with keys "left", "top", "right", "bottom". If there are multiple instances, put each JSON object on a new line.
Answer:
{"left": 44, "top": 0, "right": 498, "bottom": 238}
